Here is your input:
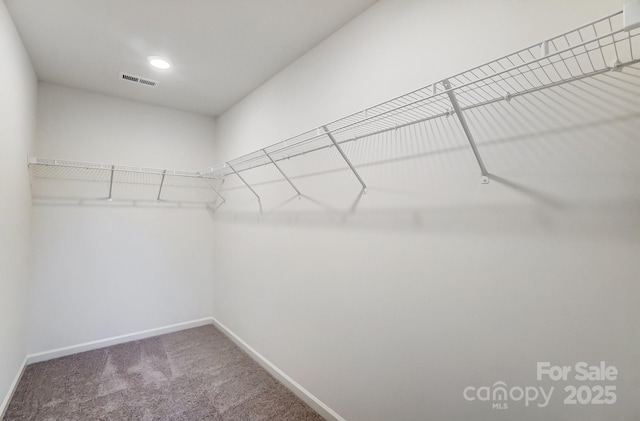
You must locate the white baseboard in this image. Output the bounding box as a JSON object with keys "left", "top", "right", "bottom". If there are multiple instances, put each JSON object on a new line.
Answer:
{"left": 210, "top": 317, "right": 346, "bottom": 421}
{"left": 9, "top": 317, "right": 344, "bottom": 421}
{"left": 26, "top": 317, "right": 214, "bottom": 364}
{"left": 0, "top": 356, "right": 28, "bottom": 419}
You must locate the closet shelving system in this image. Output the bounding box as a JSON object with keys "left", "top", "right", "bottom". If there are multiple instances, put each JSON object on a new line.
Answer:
{"left": 28, "top": 7, "right": 640, "bottom": 209}
{"left": 28, "top": 158, "right": 224, "bottom": 208}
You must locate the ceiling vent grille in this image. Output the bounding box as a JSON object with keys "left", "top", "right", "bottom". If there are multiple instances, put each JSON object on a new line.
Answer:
{"left": 119, "top": 72, "right": 159, "bottom": 87}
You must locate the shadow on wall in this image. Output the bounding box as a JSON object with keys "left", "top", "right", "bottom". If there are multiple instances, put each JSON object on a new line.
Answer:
{"left": 212, "top": 190, "right": 640, "bottom": 244}
{"left": 32, "top": 197, "right": 222, "bottom": 211}
{"left": 31, "top": 65, "right": 640, "bottom": 239}
{"left": 212, "top": 66, "right": 640, "bottom": 241}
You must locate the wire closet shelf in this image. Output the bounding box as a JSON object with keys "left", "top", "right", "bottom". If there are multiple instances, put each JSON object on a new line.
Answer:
{"left": 28, "top": 157, "right": 225, "bottom": 206}
{"left": 198, "top": 10, "right": 640, "bottom": 187}
{"left": 29, "top": 8, "right": 640, "bottom": 206}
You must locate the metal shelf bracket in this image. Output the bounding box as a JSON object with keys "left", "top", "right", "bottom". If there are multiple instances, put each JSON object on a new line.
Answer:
{"left": 263, "top": 149, "right": 302, "bottom": 197}
{"left": 442, "top": 79, "right": 490, "bottom": 184}
{"left": 157, "top": 170, "right": 166, "bottom": 201}
{"left": 322, "top": 126, "right": 367, "bottom": 192}
{"left": 107, "top": 165, "right": 115, "bottom": 201}
{"left": 227, "top": 162, "right": 262, "bottom": 212}
{"left": 202, "top": 178, "right": 226, "bottom": 205}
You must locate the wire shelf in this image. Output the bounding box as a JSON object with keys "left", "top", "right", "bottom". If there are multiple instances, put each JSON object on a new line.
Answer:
{"left": 28, "top": 157, "right": 224, "bottom": 206}
{"left": 29, "top": 8, "right": 640, "bottom": 209}
{"left": 198, "top": 10, "right": 640, "bottom": 179}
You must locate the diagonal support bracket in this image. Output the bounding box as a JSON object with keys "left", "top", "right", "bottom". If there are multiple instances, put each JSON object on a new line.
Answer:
{"left": 443, "top": 79, "right": 490, "bottom": 184}
{"left": 107, "top": 165, "right": 115, "bottom": 201}
{"left": 322, "top": 126, "right": 367, "bottom": 192}
{"left": 157, "top": 170, "right": 167, "bottom": 201}
{"left": 201, "top": 176, "right": 227, "bottom": 206}
{"left": 263, "top": 149, "right": 302, "bottom": 197}
{"left": 227, "top": 162, "right": 262, "bottom": 212}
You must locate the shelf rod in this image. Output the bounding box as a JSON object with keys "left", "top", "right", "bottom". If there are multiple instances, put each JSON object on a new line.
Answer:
{"left": 108, "top": 165, "right": 115, "bottom": 201}
{"left": 442, "top": 79, "right": 490, "bottom": 184}
{"left": 322, "top": 126, "right": 367, "bottom": 192}
{"left": 157, "top": 170, "right": 167, "bottom": 201}
{"left": 227, "top": 162, "right": 261, "bottom": 203}
{"left": 262, "top": 149, "right": 301, "bottom": 196}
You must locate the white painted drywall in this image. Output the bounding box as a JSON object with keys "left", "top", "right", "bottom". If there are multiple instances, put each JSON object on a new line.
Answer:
{"left": 27, "top": 84, "right": 217, "bottom": 354}
{"left": 212, "top": 1, "right": 640, "bottom": 420}
{"left": 0, "top": 0, "right": 37, "bottom": 413}
{"left": 35, "top": 83, "right": 217, "bottom": 170}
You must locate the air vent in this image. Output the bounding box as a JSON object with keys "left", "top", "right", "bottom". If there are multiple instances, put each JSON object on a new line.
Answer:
{"left": 138, "top": 78, "right": 157, "bottom": 86}
{"left": 119, "top": 72, "right": 159, "bottom": 87}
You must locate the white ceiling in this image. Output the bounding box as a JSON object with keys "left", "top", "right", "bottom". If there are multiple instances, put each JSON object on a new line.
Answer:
{"left": 6, "top": 0, "right": 377, "bottom": 116}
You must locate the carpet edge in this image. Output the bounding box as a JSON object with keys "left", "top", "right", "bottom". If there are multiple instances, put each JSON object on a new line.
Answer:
{"left": 0, "top": 356, "right": 28, "bottom": 420}
{"left": 210, "top": 317, "right": 347, "bottom": 421}
{"left": 16, "top": 317, "right": 345, "bottom": 421}
{"left": 25, "top": 317, "right": 214, "bottom": 364}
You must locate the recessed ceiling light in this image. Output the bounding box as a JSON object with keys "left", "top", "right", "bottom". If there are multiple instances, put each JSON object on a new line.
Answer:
{"left": 148, "top": 56, "right": 171, "bottom": 70}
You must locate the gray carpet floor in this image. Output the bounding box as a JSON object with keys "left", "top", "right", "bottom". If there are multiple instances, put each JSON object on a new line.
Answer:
{"left": 3, "top": 325, "right": 325, "bottom": 421}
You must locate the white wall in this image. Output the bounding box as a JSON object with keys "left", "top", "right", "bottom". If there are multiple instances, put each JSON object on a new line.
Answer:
{"left": 215, "top": 0, "right": 632, "bottom": 160}
{"left": 213, "top": 1, "right": 640, "bottom": 421}
{"left": 28, "top": 84, "right": 217, "bottom": 354}
{"left": 0, "top": 0, "right": 37, "bottom": 413}
{"left": 35, "top": 83, "right": 217, "bottom": 170}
